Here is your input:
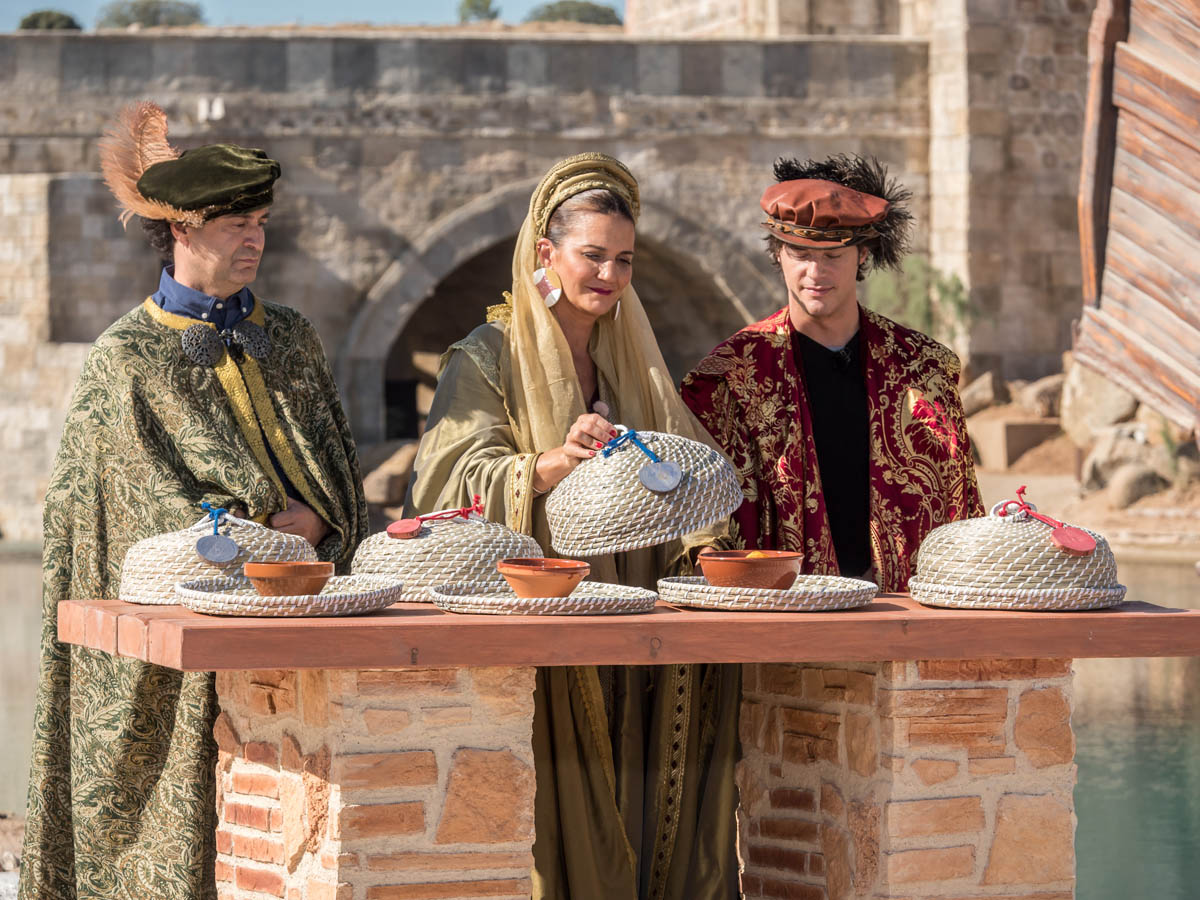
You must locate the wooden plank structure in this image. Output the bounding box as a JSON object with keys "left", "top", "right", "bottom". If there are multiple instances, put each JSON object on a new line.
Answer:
{"left": 58, "top": 595, "right": 1200, "bottom": 671}
{"left": 1077, "top": 0, "right": 1200, "bottom": 430}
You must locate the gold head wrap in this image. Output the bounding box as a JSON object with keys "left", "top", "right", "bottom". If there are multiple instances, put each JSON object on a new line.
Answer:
{"left": 498, "top": 152, "right": 720, "bottom": 458}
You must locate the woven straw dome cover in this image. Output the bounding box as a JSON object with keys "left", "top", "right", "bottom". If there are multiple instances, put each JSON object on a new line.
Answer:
{"left": 119, "top": 515, "right": 317, "bottom": 605}
{"left": 351, "top": 514, "right": 542, "bottom": 602}
{"left": 546, "top": 430, "right": 743, "bottom": 557}
{"left": 909, "top": 508, "right": 1126, "bottom": 611}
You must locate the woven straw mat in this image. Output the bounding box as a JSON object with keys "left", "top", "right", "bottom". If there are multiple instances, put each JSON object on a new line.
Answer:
{"left": 910, "top": 511, "right": 1126, "bottom": 611}
{"left": 119, "top": 515, "right": 316, "bottom": 605}
{"left": 352, "top": 514, "right": 543, "bottom": 602}
{"left": 177, "top": 574, "right": 403, "bottom": 617}
{"left": 430, "top": 582, "right": 657, "bottom": 616}
{"left": 658, "top": 575, "right": 877, "bottom": 612}
{"left": 546, "top": 430, "right": 742, "bottom": 557}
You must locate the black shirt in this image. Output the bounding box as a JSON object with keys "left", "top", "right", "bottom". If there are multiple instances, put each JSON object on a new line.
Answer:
{"left": 791, "top": 329, "right": 872, "bottom": 576}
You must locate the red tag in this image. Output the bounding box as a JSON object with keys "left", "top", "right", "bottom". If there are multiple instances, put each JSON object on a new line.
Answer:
{"left": 387, "top": 518, "right": 422, "bottom": 539}
{"left": 1050, "top": 526, "right": 1096, "bottom": 556}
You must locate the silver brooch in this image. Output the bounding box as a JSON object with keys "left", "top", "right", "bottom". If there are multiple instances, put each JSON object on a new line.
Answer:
{"left": 181, "top": 324, "right": 225, "bottom": 366}
{"left": 231, "top": 321, "right": 271, "bottom": 359}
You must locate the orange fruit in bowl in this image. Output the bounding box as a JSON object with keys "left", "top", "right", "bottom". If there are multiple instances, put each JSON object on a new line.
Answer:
{"left": 745, "top": 550, "right": 768, "bottom": 559}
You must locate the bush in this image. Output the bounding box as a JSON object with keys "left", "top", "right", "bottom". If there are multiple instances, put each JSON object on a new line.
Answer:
{"left": 19, "top": 9, "right": 82, "bottom": 28}
{"left": 862, "top": 255, "right": 974, "bottom": 347}
{"left": 525, "top": 0, "right": 621, "bottom": 25}
{"left": 96, "top": 0, "right": 204, "bottom": 28}
{"left": 458, "top": 0, "right": 500, "bottom": 22}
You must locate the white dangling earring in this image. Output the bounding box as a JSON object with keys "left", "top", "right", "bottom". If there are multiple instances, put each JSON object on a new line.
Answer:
{"left": 613, "top": 298, "right": 621, "bottom": 321}
{"left": 532, "top": 267, "right": 563, "bottom": 307}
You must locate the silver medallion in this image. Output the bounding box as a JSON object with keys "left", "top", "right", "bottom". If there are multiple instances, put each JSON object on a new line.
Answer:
{"left": 639, "top": 460, "right": 682, "bottom": 493}
{"left": 181, "top": 324, "right": 225, "bottom": 367}
{"left": 196, "top": 532, "right": 241, "bottom": 563}
{"left": 231, "top": 320, "right": 271, "bottom": 359}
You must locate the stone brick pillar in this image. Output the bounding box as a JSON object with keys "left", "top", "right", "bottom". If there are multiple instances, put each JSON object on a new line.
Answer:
{"left": 213, "top": 667, "right": 537, "bottom": 900}
{"left": 738, "top": 659, "right": 1076, "bottom": 899}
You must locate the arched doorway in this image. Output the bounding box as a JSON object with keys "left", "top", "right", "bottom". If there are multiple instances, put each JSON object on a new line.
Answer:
{"left": 338, "top": 182, "right": 778, "bottom": 446}
{"left": 380, "top": 233, "right": 755, "bottom": 439}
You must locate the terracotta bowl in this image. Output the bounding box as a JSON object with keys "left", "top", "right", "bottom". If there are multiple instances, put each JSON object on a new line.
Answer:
{"left": 243, "top": 561, "right": 335, "bottom": 596}
{"left": 496, "top": 558, "right": 590, "bottom": 599}
{"left": 697, "top": 549, "right": 802, "bottom": 590}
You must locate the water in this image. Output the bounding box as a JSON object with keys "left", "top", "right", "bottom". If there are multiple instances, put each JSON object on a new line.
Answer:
{"left": 1074, "top": 556, "right": 1200, "bottom": 900}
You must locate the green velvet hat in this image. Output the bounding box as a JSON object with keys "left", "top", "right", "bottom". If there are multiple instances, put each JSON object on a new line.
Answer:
{"left": 99, "top": 102, "right": 281, "bottom": 227}
{"left": 137, "top": 144, "right": 281, "bottom": 221}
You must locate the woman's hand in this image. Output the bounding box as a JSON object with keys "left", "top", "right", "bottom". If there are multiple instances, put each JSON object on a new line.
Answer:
{"left": 270, "top": 499, "right": 331, "bottom": 548}
{"left": 533, "top": 411, "right": 617, "bottom": 493}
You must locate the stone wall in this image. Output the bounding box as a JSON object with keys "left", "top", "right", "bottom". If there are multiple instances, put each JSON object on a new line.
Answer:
{"left": 0, "top": 175, "right": 92, "bottom": 543}
{"left": 0, "top": 30, "right": 929, "bottom": 539}
{"left": 625, "top": 0, "right": 901, "bottom": 36}
{"left": 214, "top": 666, "right": 537, "bottom": 900}
{"left": 738, "top": 659, "right": 1076, "bottom": 897}
{"left": 912, "top": 0, "right": 1093, "bottom": 380}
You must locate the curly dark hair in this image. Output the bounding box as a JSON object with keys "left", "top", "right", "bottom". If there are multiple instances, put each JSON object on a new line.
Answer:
{"left": 141, "top": 218, "right": 175, "bottom": 265}
{"left": 764, "top": 154, "right": 913, "bottom": 282}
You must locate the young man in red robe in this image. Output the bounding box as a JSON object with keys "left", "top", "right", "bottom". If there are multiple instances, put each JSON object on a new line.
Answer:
{"left": 681, "top": 155, "right": 983, "bottom": 593}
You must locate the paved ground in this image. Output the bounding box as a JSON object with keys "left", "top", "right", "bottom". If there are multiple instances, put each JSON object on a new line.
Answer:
{"left": 0, "top": 871, "right": 17, "bottom": 898}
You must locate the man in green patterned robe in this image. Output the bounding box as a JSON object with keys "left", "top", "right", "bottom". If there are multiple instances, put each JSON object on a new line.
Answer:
{"left": 19, "top": 103, "right": 367, "bottom": 900}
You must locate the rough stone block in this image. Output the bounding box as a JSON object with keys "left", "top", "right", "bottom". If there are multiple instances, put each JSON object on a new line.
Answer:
{"left": 969, "top": 417, "right": 1063, "bottom": 469}
{"left": 880, "top": 688, "right": 1007, "bottom": 717}
{"left": 844, "top": 712, "right": 878, "bottom": 776}
{"left": 910, "top": 757, "right": 959, "bottom": 785}
{"left": 1014, "top": 687, "right": 1074, "bottom": 768}
{"left": 983, "top": 794, "right": 1074, "bottom": 884}
{"left": 968, "top": 756, "right": 1017, "bottom": 776}
{"left": 365, "top": 851, "right": 532, "bottom": 872}
{"left": 363, "top": 708, "right": 413, "bottom": 735}
{"left": 434, "top": 749, "right": 534, "bottom": 844}
{"left": 358, "top": 668, "right": 459, "bottom": 695}
{"left": 365, "top": 878, "right": 529, "bottom": 899}
{"left": 746, "top": 843, "right": 808, "bottom": 876}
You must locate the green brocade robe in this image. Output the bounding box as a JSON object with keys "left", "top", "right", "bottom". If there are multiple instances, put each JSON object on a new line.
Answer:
{"left": 406, "top": 323, "right": 741, "bottom": 900}
{"left": 20, "top": 298, "right": 367, "bottom": 900}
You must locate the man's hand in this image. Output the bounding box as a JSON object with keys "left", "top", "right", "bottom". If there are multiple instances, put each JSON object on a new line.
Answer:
{"left": 270, "top": 500, "right": 330, "bottom": 548}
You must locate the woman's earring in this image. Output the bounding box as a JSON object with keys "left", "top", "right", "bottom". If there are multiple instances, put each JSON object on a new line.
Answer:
{"left": 613, "top": 298, "right": 621, "bottom": 321}
{"left": 532, "top": 267, "right": 563, "bottom": 307}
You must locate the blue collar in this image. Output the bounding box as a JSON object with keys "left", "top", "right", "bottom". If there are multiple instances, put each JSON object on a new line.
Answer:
{"left": 152, "top": 267, "right": 254, "bottom": 334}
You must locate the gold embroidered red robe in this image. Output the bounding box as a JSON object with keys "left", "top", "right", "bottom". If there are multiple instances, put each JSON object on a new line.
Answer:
{"left": 681, "top": 306, "right": 983, "bottom": 593}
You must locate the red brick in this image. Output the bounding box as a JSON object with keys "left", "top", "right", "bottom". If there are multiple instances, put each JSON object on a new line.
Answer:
{"left": 758, "top": 877, "right": 824, "bottom": 900}
{"left": 782, "top": 734, "right": 838, "bottom": 765}
{"left": 216, "top": 829, "right": 233, "bottom": 854}
{"left": 341, "top": 802, "right": 425, "bottom": 840}
{"left": 880, "top": 688, "right": 1008, "bottom": 717}
{"left": 338, "top": 752, "right": 438, "bottom": 789}
{"left": 741, "top": 873, "right": 764, "bottom": 895}
{"left": 747, "top": 844, "right": 808, "bottom": 876}
{"left": 820, "top": 783, "right": 844, "bottom": 818}
{"left": 214, "top": 860, "right": 234, "bottom": 883}
{"left": 367, "top": 852, "right": 532, "bottom": 872}
{"left": 758, "top": 818, "right": 820, "bottom": 844}
{"left": 769, "top": 788, "right": 815, "bottom": 812}
{"left": 225, "top": 801, "right": 272, "bottom": 831}
{"left": 366, "top": 880, "right": 529, "bottom": 899}
{"left": 760, "top": 664, "right": 804, "bottom": 696}
{"left": 357, "top": 669, "right": 460, "bottom": 695}
{"left": 236, "top": 864, "right": 286, "bottom": 897}
{"left": 231, "top": 833, "right": 285, "bottom": 865}
{"left": 808, "top": 854, "right": 825, "bottom": 877}
{"left": 246, "top": 741, "right": 280, "bottom": 768}
{"left": 270, "top": 807, "right": 283, "bottom": 833}
{"left": 281, "top": 734, "right": 303, "bottom": 772}
{"left": 917, "top": 659, "right": 1072, "bottom": 682}
{"left": 780, "top": 709, "right": 840, "bottom": 739}
{"left": 233, "top": 770, "right": 281, "bottom": 799}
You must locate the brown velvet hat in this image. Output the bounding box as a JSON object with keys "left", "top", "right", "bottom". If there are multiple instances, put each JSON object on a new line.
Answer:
{"left": 762, "top": 154, "right": 913, "bottom": 273}
{"left": 761, "top": 179, "right": 889, "bottom": 249}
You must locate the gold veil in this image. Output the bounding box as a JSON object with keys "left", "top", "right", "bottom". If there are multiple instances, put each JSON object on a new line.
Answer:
{"left": 498, "top": 152, "right": 720, "bottom": 457}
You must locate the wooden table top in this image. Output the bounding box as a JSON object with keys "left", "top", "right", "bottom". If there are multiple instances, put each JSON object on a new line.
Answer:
{"left": 58, "top": 595, "right": 1200, "bottom": 671}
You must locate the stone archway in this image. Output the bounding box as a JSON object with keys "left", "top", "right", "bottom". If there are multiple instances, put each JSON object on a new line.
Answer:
{"left": 337, "top": 181, "right": 780, "bottom": 445}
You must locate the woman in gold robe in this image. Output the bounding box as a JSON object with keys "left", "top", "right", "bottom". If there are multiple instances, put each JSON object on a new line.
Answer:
{"left": 406, "top": 154, "right": 740, "bottom": 900}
